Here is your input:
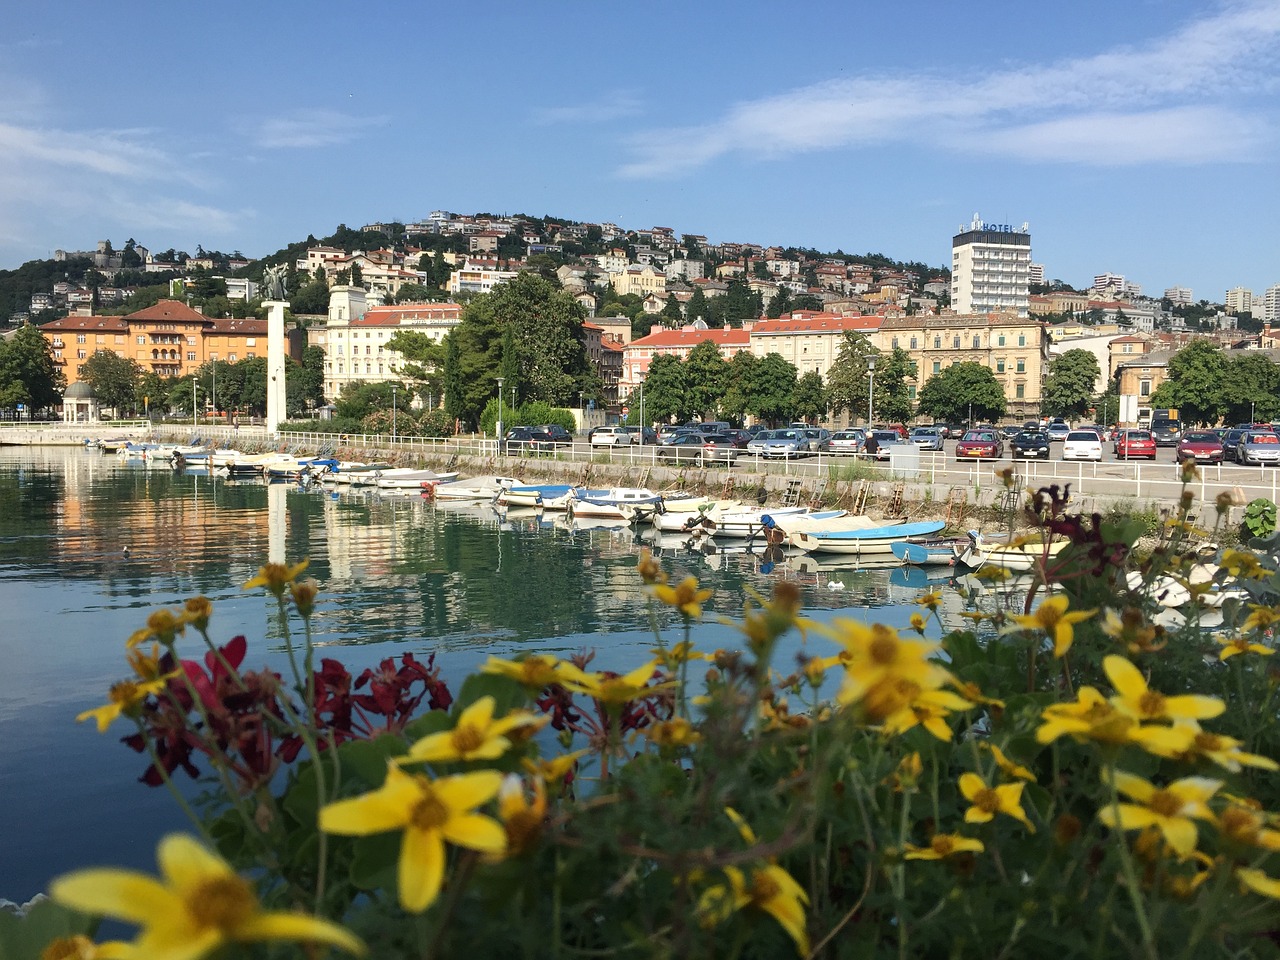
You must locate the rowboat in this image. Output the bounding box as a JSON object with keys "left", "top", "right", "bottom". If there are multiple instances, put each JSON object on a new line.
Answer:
{"left": 568, "top": 487, "right": 665, "bottom": 522}
{"left": 890, "top": 535, "right": 970, "bottom": 567}
{"left": 954, "top": 530, "right": 1070, "bottom": 571}
{"left": 427, "top": 476, "right": 520, "bottom": 501}
{"left": 498, "top": 484, "right": 578, "bottom": 510}
{"left": 372, "top": 468, "right": 460, "bottom": 489}
{"left": 789, "top": 520, "right": 947, "bottom": 555}
{"left": 665, "top": 504, "right": 813, "bottom": 539}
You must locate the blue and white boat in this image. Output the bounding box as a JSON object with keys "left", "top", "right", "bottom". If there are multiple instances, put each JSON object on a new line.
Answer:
{"left": 498, "top": 483, "right": 578, "bottom": 510}
{"left": 568, "top": 487, "right": 664, "bottom": 522}
{"left": 890, "top": 535, "right": 969, "bottom": 567}
{"left": 789, "top": 520, "right": 947, "bottom": 555}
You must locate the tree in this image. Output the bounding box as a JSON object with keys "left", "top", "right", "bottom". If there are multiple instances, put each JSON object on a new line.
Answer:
{"left": 683, "top": 340, "right": 728, "bottom": 419}
{"left": 685, "top": 287, "right": 709, "bottom": 326}
{"left": 80, "top": 350, "right": 142, "bottom": 415}
{"left": 660, "top": 294, "right": 683, "bottom": 325}
{"left": 765, "top": 289, "right": 792, "bottom": 319}
{"left": 637, "top": 354, "right": 689, "bottom": 424}
{"left": 1149, "top": 339, "right": 1228, "bottom": 426}
{"left": 916, "top": 362, "right": 1006, "bottom": 424}
{"left": 1041, "top": 349, "right": 1101, "bottom": 420}
{"left": 1220, "top": 353, "right": 1280, "bottom": 425}
{"left": 792, "top": 371, "right": 827, "bottom": 422}
{"left": 290, "top": 278, "right": 330, "bottom": 316}
{"left": 0, "top": 324, "right": 65, "bottom": 412}
{"left": 825, "top": 333, "right": 877, "bottom": 421}
{"left": 385, "top": 331, "right": 445, "bottom": 404}
{"left": 722, "top": 277, "right": 760, "bottom": 325}
{"left": 720, "top": 351, "right": 759, "bottom": 423}
{"left": 295, "top": 346, "right": 326, "bottom": 413}
{"left": 442, "top": 334, "right": 467, "bottom": 428}
{"left": 875, "top": 347, "right": 917, "bottom": 425}
{"left": 749, "top": 353, "right": 799, "bottom": 424}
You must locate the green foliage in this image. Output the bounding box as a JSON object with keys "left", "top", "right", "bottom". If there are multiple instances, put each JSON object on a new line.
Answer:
{"left": 1243, "top": 498, "right": 1277, "bottom": 540}
{"left": 1041, "top": 349, "right": 1101, "bottom": 420}
{"left": 750, "top": 353, "right": 800, "bottom": 423}
{"left": 0, "top": 897, "right": 97, "bottom": 960}
{"left": 684, "top": 340, "right": 728, "bottom": 419}
{"left": 79, "top": 349, "right": 142, "bottom": 415}
{"left": 874, "top": 345, "right": 917, "bottom": 424}
{"left": 289, "top": 277, "right": 331, "bottom": 316}
{"left": 916, "top": 361, "right": 1007, "bottom": 424}
{"left": 791, "top": 371, "right": 827, "bottom": 422}
{"left": 825, "top": 332, "right": 876, "bottom": 421}
{"left": 1150, "top": 339, "right": 1228, "bottom": 426}
{"left": 0, "top": 323, "right": 64, "bottom": 412}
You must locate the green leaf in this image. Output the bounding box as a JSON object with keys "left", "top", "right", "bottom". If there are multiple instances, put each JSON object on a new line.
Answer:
{"left": 0, "top": 899, "right": 98, "bottom": 960}
{"left": 455, "top": 672, "right": 532, "bottom": 717}
{"left": 350, "top": 832, "right": 401, "bottom": 892}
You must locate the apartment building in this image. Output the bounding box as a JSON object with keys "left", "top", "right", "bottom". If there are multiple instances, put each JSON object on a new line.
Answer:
{"left": 950, "top": 215, "right": 1032, "bottom": 317}
{"left": 620, "top": 324, "right": 751, "bottom": 396}
{"left": 748, "top": 313, "right": 882, "bottom": 379}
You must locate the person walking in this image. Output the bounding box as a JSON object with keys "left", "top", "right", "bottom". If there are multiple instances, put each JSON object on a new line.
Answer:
{"left": 863, "top": 433, "right": 879, "bottom": 458}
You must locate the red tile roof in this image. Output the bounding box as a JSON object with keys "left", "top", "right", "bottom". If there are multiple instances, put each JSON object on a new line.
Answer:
{"left": 630, "top": 328, "right": 750, "bottom": 348}
{"left": 124, "top": 299, "right": 209, "bottom": 323}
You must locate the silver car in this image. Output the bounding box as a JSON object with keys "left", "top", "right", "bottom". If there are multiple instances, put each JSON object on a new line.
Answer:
{"left": 760, "top": 429, "right": 809, "bottom": 459}
{"left": 828, "top": 429, "right": 865, "bottom": 454}
{"left": 1236, "top": 431, "right": 1280, "bottom": 466}
{"left": 908, "top": 427, "right": 944, "bottom": 452}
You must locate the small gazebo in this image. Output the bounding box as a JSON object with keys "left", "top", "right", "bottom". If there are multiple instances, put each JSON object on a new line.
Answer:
{"left": 62, "top": 381, "right": 100, "bottom": 423}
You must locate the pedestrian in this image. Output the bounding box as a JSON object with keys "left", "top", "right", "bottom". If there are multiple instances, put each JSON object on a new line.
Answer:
{"left": 863, "top": 433, "right": 879, "bottom": 458}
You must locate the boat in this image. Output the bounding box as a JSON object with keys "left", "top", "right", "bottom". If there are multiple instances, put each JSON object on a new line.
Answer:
{"left": 890, "top": 535, "right": 970, "bottom": 567}
{"left": 953, "top": 529, "right": 1070, "bottom": 572}
{"left": 568, "top": 487, "right": 665, "bottom": 522}
{"left": 372, "top": 468, "right": 460, "bottom": 489}
{"left": 789, "top": 520, "right": 948, "bottom": 556}
{"left": 427, "top": 476, "right": 520, "bottom": 501}
{"left": 658, "top": 503, "right": 812, "bottom": 538}
{"left": 498, "top": 484, "right": 578, "bottom": 510}
{"left": 330, "top": 462, "right": 396, "bottom": 485}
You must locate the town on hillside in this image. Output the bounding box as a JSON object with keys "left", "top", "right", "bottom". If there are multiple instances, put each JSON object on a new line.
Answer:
{"left": 2, "top": 213, "right": 1278, "bottom": 430}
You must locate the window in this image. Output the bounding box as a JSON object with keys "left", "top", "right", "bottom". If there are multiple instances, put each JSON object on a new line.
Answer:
{"left": 228, "top": 353, "right": 237, "bottom": 362}
{"left": 908, "top": 385, "right": 917, "bottom": 399}
{"left": 1016, "top": 384, "right": 1025, "bottom": 399}
{"left": 1016, "top": 359, "right": 1025, "bottom": 373}
{"left": 187, "top": 352, "right": 196, "bottom": 361}
{"left": 136, "top": 336, "right": 145, "bottom": 345}
{"left": 77, "top": 349, "right": 86, "bottom": 359}
{"left": 76, "top": 334, "right": 86, "bottom": 344}
{"left": 932, "top": 361, "right": 941, "bottom": 374}
{"left": 996, "top": 359, "right": 1005, "bottom": 373}
{"left": 187, "top": 337, "right": 196, "bottom": 346}
{"left": 998, "top": 335, "right": 1005, "bottom": 346}
{"left": 246, "top": 338, "right": 256, "bottom": 346}
{"left": 972, "top": 335, "right": 980, "bottom": 349}
{"left": 247, "top": 352, "right": 255, "bottom": 359}
{"left": 1018, "top": 334, "right": 1026, "bottom": 346}
{"left": 1140, "top": 379, "right": 1152, "bottom": 397}
{"left": 952, "top": 336, "right": 961, "bottom": 348}
{"left": 115, "top": 335, "right": 124, "bottom": 344}
{"left": 933, "top": 336, "right": 941, "bottom": 349}
{"left": 910, "top": 337, "right": 918, "bottom": 349}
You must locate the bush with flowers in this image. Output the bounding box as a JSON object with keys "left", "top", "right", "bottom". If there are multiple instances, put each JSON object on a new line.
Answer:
{"left": 12, "top": 474, "right": 1280, "bottom": 960}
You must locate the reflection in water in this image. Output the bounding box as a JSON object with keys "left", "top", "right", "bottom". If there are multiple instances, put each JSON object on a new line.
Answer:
{"left": 0, "top": 446, "right": 988, "bottom": 901}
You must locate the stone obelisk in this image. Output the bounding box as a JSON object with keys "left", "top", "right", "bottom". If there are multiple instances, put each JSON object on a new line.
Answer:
{"left": 262, "top": 264, "right": 289, "bottom": 435}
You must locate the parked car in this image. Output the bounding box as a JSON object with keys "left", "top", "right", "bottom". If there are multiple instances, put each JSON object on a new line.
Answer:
{"left": 908, "top": 427, "right": 944, "bottom": 451}
{"left": 745, "top": 430, "right": 775, "bottom": 456}
{"left": 655, "top": 432, "right": 740, "bottom": 464}
{"left": 503, "top": 426, "right": 555, "bottom": 455}
{"left": 722, "top": 428, "right": 753, "bottom": 448}
{"left": 534, "top": 424, "right": 573, "bottom": 445}
{"left": 873, "top": 423, "right": 909, "bottom": 439}
{"left": 623, "top": 426, "right": 658, "bottom": 445}
{"left": 1236, "top": 431, "right": 1280, "bottom": 466}
{"left": 800, "top": 427, "right": 832, "bottom": 452}
{"left": 1079, "top": 423, "right": 1112, "bottom": 442}
{"left": 1114, "top": 429, "right": 1157, "bottom": 460}
{"left": 1009, "top": 430, "right": 1051, "bottom": 459}
{"left": 1150, "top": 417, "right": 1182, "bottom": 447}
{"left": 955, "top": 429, "right": 1004, "bottom": 461}
{"left": 1222, "top": 427, "right": 1249, "bottom": 462}
{"left": 590, "top": 426, "right": 631, "bottom": 446}
{"left": 998, "top": 423, "right": 1023, "bottom": 440}
{"left": 828, "top": 429, "right": 866, "bottom": 454}
{"left": 864, "top": 430, "right": 904, "bottom": 461}
{"left": 1045, "top": 420, "right": 1072, "bottom": 442}
{"left": 656, "top": 424, "right": 683, "bottom": 443}
{"left": 1176, "top": 431, "right": 1225, "bottom": 464}
{"left": 760, "top": 429, "right": 810, "bottom": 459}
{"left": 1062, "top": 430, "right": 1103, "bottom": 462}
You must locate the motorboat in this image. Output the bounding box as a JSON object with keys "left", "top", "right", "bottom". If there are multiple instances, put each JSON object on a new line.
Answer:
{"left": 790, "top": 520, "right": 947, "bottom": 555}
{"left": 498, "top": 484, "right": 578, "bottom": 511}
{"left": 568, "top": 487, "right": 665, "bottom": 522}
{"left": 329, "top": 462, "right": 395, "bottom": 485}
{"left": 427, "top": 476, "right": 520, "bottom": 501}
{"left": 890, "top": 535, "right": 971, "bottom": 567}
{"left": 953, "top": 529, "right": 1070, "bottom": 572}
{"left": 661, "top": 503, "right": 813, "bottom": 539}
{"left": 372, "top": 468, "right": 459, "bottom": 489}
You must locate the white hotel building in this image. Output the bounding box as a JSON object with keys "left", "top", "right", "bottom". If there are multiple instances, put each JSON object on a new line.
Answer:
{"left": 950, "top": 214, "right": 1032, "bottom": 317}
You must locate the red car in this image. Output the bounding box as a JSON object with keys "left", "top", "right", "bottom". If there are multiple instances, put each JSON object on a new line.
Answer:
{"left": 955, "top": 429, "right": 1004, "bottom": 461}
{"left": 1114, "top": 429, "right": 1157, "bottom": 460}
{"left": 1176, "top": 430, "right": 1224, "bottom": 464}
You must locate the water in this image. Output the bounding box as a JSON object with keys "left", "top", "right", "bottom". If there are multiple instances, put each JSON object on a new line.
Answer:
{"left": 0, "top": 447, "right": 978, "bottom": 901}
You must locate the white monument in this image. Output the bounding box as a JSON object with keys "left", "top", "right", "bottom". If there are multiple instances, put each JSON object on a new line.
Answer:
{"left": 262, "top": 264, "right": 289, "bottom": 434}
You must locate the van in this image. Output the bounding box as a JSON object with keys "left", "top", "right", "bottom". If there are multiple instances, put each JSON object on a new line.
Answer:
{"left": 1150, "top": 417, "right": 1181, "bottom": 447}
{"left": 694, "top": 421, "right": 731, "bottom": 435}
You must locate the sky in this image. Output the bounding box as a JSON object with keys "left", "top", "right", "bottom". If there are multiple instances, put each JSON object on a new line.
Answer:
{"left": 1, "top": 0, "right": 1276, "bottom": 300}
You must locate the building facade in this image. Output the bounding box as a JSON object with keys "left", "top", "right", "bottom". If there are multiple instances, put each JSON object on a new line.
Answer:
{"left": 950, "top": 215, "right": 1032, "bottom": 316}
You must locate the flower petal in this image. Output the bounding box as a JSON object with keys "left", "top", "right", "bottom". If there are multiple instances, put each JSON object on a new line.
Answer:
{"left": 399, "top": 827, "right": 445, "bottom": 913}
{"left": 1163, "top": 694, "right": 1226, "bottom": 720}
{"left": 440, "top": 813, "right": 507, "bottom": 854}
{"left": 1103, "top": 656, "right": 1147, "bottom": 700}
{"left": 958, "top": 772, "right": 985, "bottom": 801}
{"left": 157, "top": 834, "right": 234, "bottom": 897}
{"left": 434, "top": 771, "right": 504, "bottom": 812}
{"left": 236, "top": 911, "right": 366, "bottom": 954}
{"left": 51, "top": 868, "right": 181, "bottom": 926}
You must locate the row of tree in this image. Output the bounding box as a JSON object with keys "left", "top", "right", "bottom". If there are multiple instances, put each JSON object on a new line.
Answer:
{"left": 1151, "top": 340, "right": 1280, "bottom": 426}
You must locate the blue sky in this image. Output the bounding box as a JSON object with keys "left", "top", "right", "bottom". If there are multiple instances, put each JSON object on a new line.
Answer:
{"left": 1, "top": 0, "right": 1276, "bottom": 300}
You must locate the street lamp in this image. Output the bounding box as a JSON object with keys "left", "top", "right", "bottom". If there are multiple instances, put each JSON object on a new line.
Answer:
{"left": 496, "top": 377, "right": 505, "bottom": 448}
{"left": 867, "top": 355, "right": 876, "bottom": 428}
{"left": 391, "top": 385, "right": 398, "bottom": 441}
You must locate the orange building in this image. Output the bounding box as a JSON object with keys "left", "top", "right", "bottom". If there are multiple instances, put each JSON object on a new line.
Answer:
{"left": 41, "top": 300, "right": 285, "bottom": 384}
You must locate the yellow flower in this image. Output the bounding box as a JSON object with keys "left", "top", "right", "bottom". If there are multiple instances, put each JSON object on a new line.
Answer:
{"left": 126, "top": 608, "right": 189, "bottom": 649}
{"left": 1008, "top": 595, "right": 1096, "bottom": 658}
{"left": 1216, "top": 634, "right": 1274, "bottom": 660}
{"left": 1217, "top": 803, "right": 1280, "bottom": 852}
{"left": 496, "top": 773, "right": 546, "bottom": 857}
{"left": 49, "top": 833, "right": 364, "bottom": 959}
{"left": 908, "top": 612, "right": 927, "bottom": 635}
{"left": 481, "top": 653, "right": 562, "bottom": 690}
{"left": 183, "top": 596, "right": 212, "bottom": 632}
{"left": 652, "top": 576, "right": 713, "bottom": 618}
{"left": 651, "top": 639, "right": 706, "bottom": 669}
{"left": 1241, "top": 604, "right": 1280, "bottom": 633}
{"left": 1096, "top": 770, "right": 1220, "bottom": 858}
{"left": 320, "top": 764, "right": 505, "bottom": 912}
{"left": 959, "top": 772, "right": 1035, "bottom": 832}
{"left": 984, "top": 743, "right": 1036, "bottom": 782}
{"left": 1238, "top": 867, "right": 1280, "bottom": 899}
{"left": 242, "top": 559, "right": 310, "bottom": 597}
{"left": 1104, "top": 655, "right": 1225, "bottom": 723}
{"left": 1035, "top": 686, "right": 1196, "bottom": 755}
{"left": 903, "top": 833, "right": 985, "bottom": 860}
{"left": 881, "top": 688, "right": 974, "bottom": 741}
{"left": 76, "top": 676, "right": 172, "bottom": 733}
{"left": 289, "top": 579, "right": 319, "bottom": 617}
{"left": 522, "top": 749, "right": 589, "bottom": 786}
{"left": 37, "top": 935, "right": 131, "bottom": 959}
{"left": 697, "top": 865, "right": 810, "bottom": 956}
{"left": 126, "top": 643, "right": 171, "bottom": 683}
{"left": 646, "top": 717, "right": 702, "bottom": 748}
{"left": 883, "top": 752, "right": 924, "bottom": 792}
{"left": 1155, "top": 721, "right": 1280, "bottom": 772}
{"left": 406, "top": 696, "right": 546, "bottom": 765}
{"left": 824, "top": 619, "right": 951, "bottom": 709}
{"left": 556, "top": 659, "right": 673, "bottom": 706}
{"left": 636, "top": 548, "right": 666, "bottom": 584}
{"left": 915, "top": 591, "right": 943, "bottom": 612}
{"left": 1100, "top": 607, "right": 1166, "bottom": 654}
{"left": 1221, "top": 549, "right": 1273, "bottom": 580}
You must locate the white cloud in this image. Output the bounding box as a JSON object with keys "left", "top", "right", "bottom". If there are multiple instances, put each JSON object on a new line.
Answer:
{"left": 531, "top": 91, "right": 644, "bottom": 125}
{"left": 255, "top": 110, "right": 388, "bottom": 149}
{"left": 618, "top": 0, "right": 1280, "bottom": 177}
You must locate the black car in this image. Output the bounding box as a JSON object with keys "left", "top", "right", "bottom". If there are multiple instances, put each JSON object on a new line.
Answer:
{"left": 1009, "top": 430, "right": 1051, "bottom": 459}
{"left": 1222, "top": 427, "right": 1248, "bottom": 461}
{"left": 503, "top": 426, "right": 555, "bottom": 454}
{"left": 534, "top": 424, "right": 574, "bottom": 445}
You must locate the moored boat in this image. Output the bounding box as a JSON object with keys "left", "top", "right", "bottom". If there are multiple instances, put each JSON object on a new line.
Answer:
{"left": 890, "top": 535, "right": 970, "bottom": 567}
{"left": 953, "top": 529, "right": 1070, "bottom": 571}
{"left": 789, "top": 520, "right": 947, "bottom": 555}
{"left": 568, "top": 487, "right": 664, "bottom": 522}
{"left": 372, "top": 468, "right": 460, "bottom": 489}
{"left": 498, "top": 484, "right": 578, "bottom": 510}
{"left": 427, "top": 476, "right": 520, "bottom": 501}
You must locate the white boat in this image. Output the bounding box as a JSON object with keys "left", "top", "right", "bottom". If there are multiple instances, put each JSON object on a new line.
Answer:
{"left": 568, "top": 487, "right": 664, "bottom": 522}
{"left": 657, "top": 503, "right": 812, "bottom": 538}
{"left": 652, "top": 500, "right": 746, "bottom": 533}
{"left": 428, "top": 476, "right": 520, "bottom": 501}
{"left": 372, "top": 468, "right": 459, "bottom": 489}
{"left": 498, "top": 484, "right": 578, "bottom": 510}
{"left": 954, "top": 529, "right": 1070, "bottom": 572}
{"left": 789, "top": 520, "right": 947, "bottom": 556}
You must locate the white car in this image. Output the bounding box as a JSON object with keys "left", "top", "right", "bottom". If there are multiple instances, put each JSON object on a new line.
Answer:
{"left": 589, "top": 426, "right": 630, "bottom": 446}
{"left": 1062, "top": 430, "right": 1103, "bottom": 461}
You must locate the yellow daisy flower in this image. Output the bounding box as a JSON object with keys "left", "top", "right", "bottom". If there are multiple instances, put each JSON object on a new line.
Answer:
{"left": 881, "top": 688, "right": 974, "bottom": 741}
{"left": 406, "top": 696, "right": 546, "bottom": 764}
{"left": 984, "top": 742, "right": 1036, "bottom": 781}
{"left": 959, "top": 772, "right": 1035, "bottom": 832}
{"left": 1035, "top": 686, "right": 1196, "bottom": 755}
{"left": 76, "top": 675, "right": 173, "bottom": 733}
{"left": 652, "top": 576, "right": 713, "bottom": 619}
{"left": 1151, "top": 720, "right": 1279, "bottom": 772}
{"left": 903, "top": 833, "right": 985, "bottom": 860}
{"left": 50, "top": 834, "right": 363, "bottom": 959}
{"left": 481, "top": 653, "right": 562, "bottom": 690}
{"left": 126, "top": 608, "right": 189, "bottom": 649}
{"left": 1008, "top": 595, "right": 1096, "bottom": 658}
{"left": 1103, "top": 655, "right": 1225, "bottom": 723}
{"left": 556, "top": 659, "right": 673, "bottom": 706}
{"left": 697, "top": 865, "right": 810, "bottom": 956}
{"left": 1096, "top": 769, "right": 1220, "bottom": 858}
{"left": 242, "top": 559, "right": 310, "bottom": 597}
{"left": 1216, "top": 634, "right": 1274, "bottom": 660}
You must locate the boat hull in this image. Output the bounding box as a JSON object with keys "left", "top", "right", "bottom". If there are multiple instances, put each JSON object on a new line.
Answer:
{"left": 791, "top": 520, "right": 947, "bottom": 555}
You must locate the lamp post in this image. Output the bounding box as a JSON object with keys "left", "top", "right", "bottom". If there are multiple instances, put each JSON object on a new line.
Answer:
{"left": 192, "top": 378, "right": 197, "bottom": 427}
{"left": 391, "top": 385, "right": 398, "bottom": 442}
{"left": 867, "top": 355, "right": 876, "bottom": 428}
{"left": 496, "top": 377, "right": 505, "bottom": 450}
{"left": 638, "top": 384, "right": 645, "bottom": 447}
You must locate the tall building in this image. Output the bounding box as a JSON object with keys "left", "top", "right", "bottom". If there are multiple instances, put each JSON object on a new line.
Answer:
{"left": 950, "top": 214, "right": 1032, "bottom": 317}
{"left": 1028, "top": 262, "right": 1045, "bottom": 286}
{"left": 1263, "top": 284, "right": 1280, "bottom": 323}
{"left": 1225, "top": 287, "right": 1255, "bottom": 315}
{"left": 1163, "top": 285, "right": 1194, "bottom": 305}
